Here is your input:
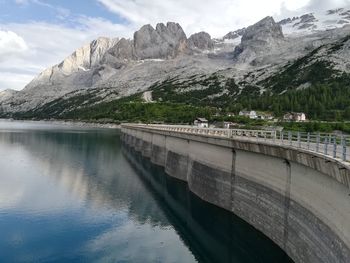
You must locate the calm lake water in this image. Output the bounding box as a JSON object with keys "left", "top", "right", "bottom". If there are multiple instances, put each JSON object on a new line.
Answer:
{"left": 0, "top": 120, "right": 293, "bottom": 263}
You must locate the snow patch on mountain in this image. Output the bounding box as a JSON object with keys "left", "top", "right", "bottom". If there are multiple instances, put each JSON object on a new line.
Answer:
{"left": 279, "top": 7, "right": 350, "bottom": 36}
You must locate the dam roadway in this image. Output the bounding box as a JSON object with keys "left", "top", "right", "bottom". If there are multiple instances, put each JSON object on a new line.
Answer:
{"left": 121, "top": 124, "right": 350, "bottom": 263}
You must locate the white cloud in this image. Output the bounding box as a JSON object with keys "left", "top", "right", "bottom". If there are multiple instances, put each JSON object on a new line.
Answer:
{"left": 98, "top": 0, "right": 350, "bottom": 36}
{"left": 305, "top": 0, "right": 350, "bottom": 11}
{"left": 97, "top": 0, "right": 312, "bottom": 37}
{"left": 0, "top": 30, "right": 28, "bottom": 61}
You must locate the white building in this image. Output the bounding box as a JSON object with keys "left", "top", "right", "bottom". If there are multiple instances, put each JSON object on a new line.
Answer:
{"left": 239, "top": 110, "right": 257, "bottom": 119}
{"left": 194, "top": 118, "right": 209, "bottom": 128}
{"left": 295, "top": 113, "right": 307, "bottom": 122}
{"left": 283, "top": 112, "right": 307, "bottom": 122}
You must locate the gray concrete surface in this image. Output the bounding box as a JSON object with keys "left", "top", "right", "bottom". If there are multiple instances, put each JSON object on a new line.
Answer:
{"left": 121, "top": 125, "right": 350, "bottom": 263}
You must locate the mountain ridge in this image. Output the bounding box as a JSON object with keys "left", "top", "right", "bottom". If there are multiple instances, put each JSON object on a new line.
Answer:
{"left": 2, "top": 7, "right": 350, "bottom": 121}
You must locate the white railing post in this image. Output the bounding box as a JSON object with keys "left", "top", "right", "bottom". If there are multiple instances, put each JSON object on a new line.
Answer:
{"left": 227, "top": 129, "right": 232, "bottom": 139}
{"left": 342, "top": 136, "right": 347, "bottom": 162}
{"left": 324, "top": 137, "right": 328, "bottom": 155}
{"left": 288, "top": 131, "right": 292, "bottom": 146}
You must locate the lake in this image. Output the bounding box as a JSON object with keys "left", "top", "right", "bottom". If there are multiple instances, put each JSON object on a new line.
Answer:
{"left": 0, "top": 120, "right": 293, "bottom": 263}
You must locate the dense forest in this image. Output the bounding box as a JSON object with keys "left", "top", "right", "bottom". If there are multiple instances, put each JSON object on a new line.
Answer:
{"left": 230, "top": 78, "right": 350, "bottom": 121}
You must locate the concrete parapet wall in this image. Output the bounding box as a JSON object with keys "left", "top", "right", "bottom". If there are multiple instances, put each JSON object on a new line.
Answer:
{"left": 121, "top": 125, "right": 350, "bottom": 263}
{"left": 150, "top": 133, "right": 166, "bottom": 166}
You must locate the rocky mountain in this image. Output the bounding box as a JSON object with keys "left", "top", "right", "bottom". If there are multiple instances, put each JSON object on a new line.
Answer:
{"left": 223, "top": 28, "right": 246, "bottom": 41}
{"left": 0, "top": 89, "right": 18, "bottom": 104}
{"left": 188, "top": 32, "right": 214, "bottom": 50}
{"left": 2, "top": 7, "right": 350, "bottom": 120}
{"left": 16, "top": 37, "right": 119, "bottom": 110}
{"left": 0, "top": 21, "right": 219, "bottom": 113}
{"left": 233, "top": 16, "right": 284, "bottom": 64}
{"left": 279, "top": 8, "right": 350, "bottom": 36}
{"left": 134, "top": 22, "right": 188, "bottom": 59}
{"left": 26, "top": 37, "right": 119, "bottom": 89}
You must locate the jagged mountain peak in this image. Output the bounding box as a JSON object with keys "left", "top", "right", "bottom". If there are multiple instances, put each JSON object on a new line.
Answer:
{"left": 104, "top": 38, "right": 134, "bottom": 61}
{"left": 233, "top": 16, "right": 284, "bottom": 64}
{"left": 133, "top": 21, "right": 188, "bottom": 60}
{"left": 24, "top": 36, "right": 118, "bottom": 93}
{"left": 155, "top": 22, "right": 185, "bottom": 33}
{"left": 47, "top": 36, "right": 117, "bottom": 76}
{"left": 256, "top": 16, "right": 277, "bottom": 25}
{"left": 188, "top": 32, "right": 214, "bottom": 50}
{"left": 242, "top": 16, "right": 284, "bottom": 42}
{"left": 91, "top": 37, "right": 119, "bottom": 51}
{"left": 223, "top": 28, "right": 246, "bottom": 40}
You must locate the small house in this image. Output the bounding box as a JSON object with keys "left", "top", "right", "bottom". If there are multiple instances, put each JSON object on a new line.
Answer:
{"left": 283, "top": 112, "right": 307, "bottom": 122}
{"left": 194, "top": 118, "right": 209, "bottom": 128}
{"left": 294, "top": 112, "right": 306, "bottom": 122}
{"left": 239, "top": 110, "right": 257, "bottom": 119}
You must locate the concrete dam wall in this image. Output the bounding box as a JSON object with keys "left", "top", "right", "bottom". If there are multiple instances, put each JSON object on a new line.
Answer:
{"left": 121, "top": 125, "right": 350, "bottom": 263}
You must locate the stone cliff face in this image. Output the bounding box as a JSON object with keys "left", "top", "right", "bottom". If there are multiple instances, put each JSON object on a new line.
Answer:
{"left": 234, "top": 16, "right": 284, "bottom": 64}
{"left": 241, "top": 16, "right": 284, "bottom": 43}
{"left": 0, "top": 89, "right": 18, "bottom": 104}
{"left": 101, "top": 22, "right": 190, "bottom": 68}
{"left": 24, "top": 37, "right": 118, "bottom": 91}
{"left": 90, "top": 37, "right": 119, "bottom": 67}
{"left": 133, "top": 22, "right": 188, "bottom": 59}
{"left": 55, "top": 37, "right": 118, "bottom": 75}
{"left": 188, "top": 32, "right": 214, "bottom": 50}
{"left": 102, "top": 38, "right": 135, "bottom": 69}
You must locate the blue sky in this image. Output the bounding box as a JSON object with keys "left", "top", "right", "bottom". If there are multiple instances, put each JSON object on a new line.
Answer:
{"left": 0, "top": 0, "right": 349, "bottom": 91}
{"left": 0, "top": 0, "right": 126, "bottom": 26}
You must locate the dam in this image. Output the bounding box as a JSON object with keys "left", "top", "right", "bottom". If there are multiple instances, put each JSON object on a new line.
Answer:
{"left": 121, "top": 124, "right": 350, "bottom": 263}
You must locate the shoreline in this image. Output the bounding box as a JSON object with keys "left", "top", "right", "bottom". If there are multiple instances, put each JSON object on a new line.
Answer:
{"left": 0, "top": 118, "right": 121, "bottom": 129}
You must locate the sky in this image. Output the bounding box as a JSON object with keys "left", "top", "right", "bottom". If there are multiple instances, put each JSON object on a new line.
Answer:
{"left": 0, "top": 0, "right": 349, "bottom": 91}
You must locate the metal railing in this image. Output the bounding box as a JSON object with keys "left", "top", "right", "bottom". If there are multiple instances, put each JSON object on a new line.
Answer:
{"left": 277, "top": 131, "right": 350, "bottom": 162}
{"left": 123, "top": 124, "right": 350, "bottom": 163}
